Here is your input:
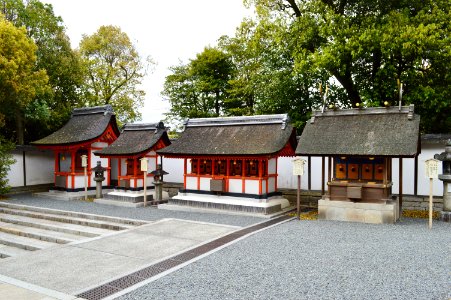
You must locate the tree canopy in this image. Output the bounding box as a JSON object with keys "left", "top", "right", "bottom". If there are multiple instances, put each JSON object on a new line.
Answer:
{"left": 1, "top": 0, "right": 83, "bottom": 143}
{"left": 79, "top": 25, "right": 153, "bottom": 125}
{"left": 0, "top": 15, "right": 49, "bottom": 143}
{"left": 164, "top": 0, "right": 450, "bottom": 133}
{"left": 163, "top": 47, "right": 233, "bottom": 124}
{"left": 245, "top": 0, "right": 451, "bottom": 132}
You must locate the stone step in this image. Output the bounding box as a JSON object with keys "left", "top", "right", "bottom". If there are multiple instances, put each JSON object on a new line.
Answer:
{"left": 0, "top": 221, "right": 83, "bottom": 244}
{"left": 0, "top": 202, "right": 147, "bottom": 226}
{"left": 0, "top": 208, "right": 134, "bottom": 231}
{"left": 0, "top": 214, "right": 112, "bottom": 237}
{"left": 0, "top": 231, "right": 56, "bottom": 251}
{"left": 0, "top": 244, "right": 32, "bottom": 258}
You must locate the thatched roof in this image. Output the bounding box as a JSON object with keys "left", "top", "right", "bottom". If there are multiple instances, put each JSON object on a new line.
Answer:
{"left": 32, "top": 105, "right": 119, "bottom": 146}
{"left": 95, "top": 122, "right": 171, "bottom": 157}
{"left": 158, "top": 114, "right": 297, "bottom": 157}
{"left": 296, "top": 105, "right": 420, "bottom": 157}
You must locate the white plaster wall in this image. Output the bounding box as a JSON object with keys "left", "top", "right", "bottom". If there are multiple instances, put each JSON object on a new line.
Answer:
{"left": 7, "top": 153, "right": 24, "bottom": 187}
{"left": 74, "top": 175, "right": 85, "bottom": 189}
{"left": 25, "top": 151, "right": 53, "bottom": 185}
{"left": 261, "top": 179, "right": 267, "bottom": 194}
{"left": 186, "top": 177, "right": 197, "bottom": 190}
{"left": 229, "top": 179, "right": 242, "bottom": 193}
{"left": 244, "top": 180, "right": 259, "bottom": 194}
{"left": 120, "top": 158, "right": 127, "bottom": 176}
{"left": 162, "top": 158, "right": 184, "bottom": 183}
{"left": 200, "top": 177, "right": 210, "bottom": 190}
{"left": 7, "top": 151, "right": 54, "bottom": 187}
{"left": 268, "top": 177, "right": 276, "bottom": 193}
{"left": 277, "top": 156, "right": 310, "bottom": 190}
{"left": 268, "top": 158, "right": 277, "bottom": 174}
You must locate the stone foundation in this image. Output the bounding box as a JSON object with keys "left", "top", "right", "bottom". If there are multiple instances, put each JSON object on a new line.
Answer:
{"left": 401, "top": 195, "right": 443, "bottom": 212}
{"left": 318, "top": 198, "right": 399, "bottom": 224}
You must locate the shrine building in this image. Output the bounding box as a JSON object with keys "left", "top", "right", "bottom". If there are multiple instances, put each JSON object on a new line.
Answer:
{"left": 157, "top": 114, "right": 297, "bottom": 215}
{"left": 94, "top": 122, "right": 171, "bottom": 191}
{"left": 32, "top": 105, "right": 120, "bottom": 196}
{"left": 296, "top": 105, "right": 420, "bottom": 223}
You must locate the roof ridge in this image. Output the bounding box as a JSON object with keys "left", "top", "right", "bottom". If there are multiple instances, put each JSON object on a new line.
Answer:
{"left": 184, "top": 114, "right": 289, "bottom": 129}
{"left": 72, "top": 105, "right": 114, "bottom": 116}
{"left": 123, "top": 122, "right": 165, "bottom": 131}
{"left": 310, "top": 105, "right": 415, "bottom": 124}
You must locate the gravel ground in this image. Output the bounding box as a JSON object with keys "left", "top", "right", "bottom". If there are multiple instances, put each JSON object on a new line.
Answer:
{"left": 3, "top": 194, "right": 262, "bottom": 227}
{"left": 118, "top": 218, "right": 451, "bottom": 300}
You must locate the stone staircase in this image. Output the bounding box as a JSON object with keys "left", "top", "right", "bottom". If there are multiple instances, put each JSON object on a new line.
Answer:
{"left": 0, "top": 202, "right": 147, "bottom": 259}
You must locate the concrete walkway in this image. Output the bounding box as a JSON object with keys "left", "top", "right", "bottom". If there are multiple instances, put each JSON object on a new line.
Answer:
{"left": 0, "top": 218, "right": 239, "bottom": 298}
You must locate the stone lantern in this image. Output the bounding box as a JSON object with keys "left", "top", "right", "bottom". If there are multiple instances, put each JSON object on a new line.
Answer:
{"left": 434, "top": 139, "right": 451, "bottom": 222}
{"left": 150, "top": 164, "right": 168, "bottom": 202}
{"left": 91, "top": 161, "right": 107, "bottom": 199}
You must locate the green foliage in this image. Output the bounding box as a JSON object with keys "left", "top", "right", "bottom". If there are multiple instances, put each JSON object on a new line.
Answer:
{"left": 163, "top": 47, "right": 233, "bottom": 124}
{"left": 0, "top": 136, "right": 15, "bottom": 194}
{"left": 1, "top": 0, "right": 83, "bottom": 143}
{"left": 79, "top": 25, "right": 153, "bottom": 125}
{"left": 0, "top": 15, "right": 49, "bottom": 143}
{"left": 247, "top": 0, "right": 451, "bottom": 133}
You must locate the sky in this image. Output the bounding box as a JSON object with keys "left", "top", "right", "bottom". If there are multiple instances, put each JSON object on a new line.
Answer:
{"left": 42, "top": 0, "right": 253, "bottom": 124}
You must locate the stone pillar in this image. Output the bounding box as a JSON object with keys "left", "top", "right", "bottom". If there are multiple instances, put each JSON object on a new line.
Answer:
{"left": 154, "top": 181, "right": 163, "bottom": 202}
{"left": 435, "top": 140, "right": 451, "bottom": 222}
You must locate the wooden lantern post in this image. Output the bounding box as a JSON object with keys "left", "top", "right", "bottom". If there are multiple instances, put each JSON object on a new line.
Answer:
{"left": 81, "top": 155, "right": 88, "bottom": 201}
{"left": 293, "top": 158, "right": 306, "bottom": 219}
{"left": 140, "top": 158, "right": 148, "bottom": 207}
{"left": 425, "top": 158, "right": 439, "bottom": 229}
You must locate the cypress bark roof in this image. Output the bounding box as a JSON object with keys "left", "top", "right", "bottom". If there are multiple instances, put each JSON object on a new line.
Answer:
{"left": 296, "top": 105, "right": 420, "bottom": 157}
{"left": 158, "top": 114, "right": 297, "bottom": 157}
{"left": 32, "top": 105, "right": 120, "bottom": 146}
{"left": 95, "top": 122, "right": 171, "bottom": 157}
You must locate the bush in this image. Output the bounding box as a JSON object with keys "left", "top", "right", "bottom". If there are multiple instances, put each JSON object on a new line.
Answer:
{"left": 0, "top": 136, "right": 15, "bottom": 194}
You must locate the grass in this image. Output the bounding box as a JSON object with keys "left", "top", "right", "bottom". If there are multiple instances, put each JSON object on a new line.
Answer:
{"left": 288, "top": 210, "right": 318, "bottom": 220}
{"left": 402, "top": 209, "right": 440, "bottom": 220}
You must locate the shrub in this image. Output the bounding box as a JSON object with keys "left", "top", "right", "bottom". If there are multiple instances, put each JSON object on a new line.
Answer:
{"left": 0, "top": 136, "right": 16, "bottom": 194}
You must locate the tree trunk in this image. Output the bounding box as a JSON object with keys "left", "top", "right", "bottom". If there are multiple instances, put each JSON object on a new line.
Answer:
{"left": 15, "top": 110, "right": 24, "bottom": 145}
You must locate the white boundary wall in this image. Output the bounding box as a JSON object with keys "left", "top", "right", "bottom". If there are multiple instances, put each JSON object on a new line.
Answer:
{"left": 6, "top": 142, "right": 446, "bottom": 196}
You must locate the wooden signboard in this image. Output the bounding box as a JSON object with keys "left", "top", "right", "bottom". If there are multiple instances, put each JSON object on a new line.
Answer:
{"left": 293, "top": 158, "right": 306, "bottom": 176}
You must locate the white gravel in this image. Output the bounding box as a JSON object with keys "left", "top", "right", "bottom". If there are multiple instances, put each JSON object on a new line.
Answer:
{"left": 5, "top": 194, "right": 450, "bottom": 299}
{"left": 118, "top": 218, "right": 451, "bottom": 300}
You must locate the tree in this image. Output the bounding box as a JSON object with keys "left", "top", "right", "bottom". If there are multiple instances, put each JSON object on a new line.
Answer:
{"left": 79, "top": 25, "right": 152, "bottom": 124}
{"left": 163, "top": 47, "right": 233, "bottom": 124}
{"left": 0, "top": 16, "right": 49, "bottom": 143}
{"left": 0, "top": 136, "right": 15, "bottom": 195}
{"left": 1, "top": 0, "right": 84, "bottom": 143}
{"left": 246, "top": 0, "right": 451, "bottom": 132}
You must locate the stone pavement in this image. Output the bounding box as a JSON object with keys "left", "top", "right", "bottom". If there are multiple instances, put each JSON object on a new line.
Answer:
{"left": 0, "top": 218, "right": 239, "bottom": 299}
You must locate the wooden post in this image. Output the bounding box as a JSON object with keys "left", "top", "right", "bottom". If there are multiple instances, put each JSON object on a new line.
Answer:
{"left": 414, "top": 155, "right": 418, "bottom": 196}
{"left": 143, "top": 171, "right": 147, "bottom": 207}
{"left": 429, "top": 178, "right": 433, "bottom": 229}
{"left": 297, "top": 175, "right": 301, "bottom": 219}
{"left": 321, "top": 156, "right": 325, "bottom": 196}
{"left": 308, "top": 156, "right": 311, "bottom": 191}
{"left": 327, "top": 156, "right": 331, "bottom": 194}
{"left": 399, "top": 158, "right": 403, "bottom": 217}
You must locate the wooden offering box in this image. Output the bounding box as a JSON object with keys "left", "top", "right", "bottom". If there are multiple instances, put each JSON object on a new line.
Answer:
{"left": 330, "top": 156, "right": 392, "bottom": 202}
